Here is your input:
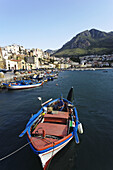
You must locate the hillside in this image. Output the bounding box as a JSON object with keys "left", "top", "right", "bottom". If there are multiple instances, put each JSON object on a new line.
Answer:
{"left": 54, "top": 29, "right": 113, "bottom": 57}
{"left": 45, "top": 49, "right": 57, "bottom": 55}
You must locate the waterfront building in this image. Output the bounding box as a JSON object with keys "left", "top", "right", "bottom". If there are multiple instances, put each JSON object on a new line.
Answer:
{"left": 36, "top": 48, "right": 44, "bottom": 58}
{"left": 49, "top": 63, "right": 56, "bottom": 68}
{"left": 39, "top": 64, "right": 52, "bottom": 69}
{"left": 11, "top": 59, "right": 26, "bottom": 70}
{"left": 34, "top": 56, "right": 40, "bottom": 69}
{"left": 44, "top": 51, "right": 50, "bottom": 60}
{"left": 25, "top": 57, "right": 35, "bottom": 70}
{"left": 0, "top": 48, "right": 4, "bottom": 69}
{"left": 85, "top": 63, "right": 92, "bottom": 68}
{"left": 70, "top": 62, "right": 80, "bottom": 68}
{"left": 6, "top": 59, "right": 18, "bottom": 70}
{"left": 56, "top": 63, "right": 71, "bottom": 69}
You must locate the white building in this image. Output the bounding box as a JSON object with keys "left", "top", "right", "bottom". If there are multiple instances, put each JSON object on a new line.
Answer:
{"left": 5, "top": 44, "right": 19, "bottom": 55}
{"left": 6, "top": 59, "right": 18, "bottom": 70}
{"left": 49, "top": 63, "right": 56, "bottom": 68}
{"left": 1, "top": 49, "right": 8, "bottom": 60}
{"left": 36, "top": 48, "right": 44, "bottom": 58}
{"left": 34, "top": 56, "right": 40, "bottom": 69}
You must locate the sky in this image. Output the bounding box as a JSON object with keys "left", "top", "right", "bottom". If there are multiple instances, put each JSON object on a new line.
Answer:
{"left": 0, "top": 0, "right": 113, "bottom": 51}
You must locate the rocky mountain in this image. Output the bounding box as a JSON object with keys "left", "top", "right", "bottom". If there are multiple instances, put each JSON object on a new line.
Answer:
{"left": 45, "top": 49, "right": 57, "bottom": 55}
{"left": 54, "top": 29, "right": 113, "bottom": 57}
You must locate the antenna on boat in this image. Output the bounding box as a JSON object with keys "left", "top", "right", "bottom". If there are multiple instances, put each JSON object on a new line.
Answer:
{"left": 38, "top": 97, "right": 42, "bottom": 105}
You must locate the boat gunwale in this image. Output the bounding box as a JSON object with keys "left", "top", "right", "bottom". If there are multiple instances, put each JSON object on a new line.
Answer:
{"left": 27, "top": 131, "right": 73, "bottom": 154}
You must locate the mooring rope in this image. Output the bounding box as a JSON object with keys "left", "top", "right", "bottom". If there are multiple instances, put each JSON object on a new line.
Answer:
{"left": 0, "top": 141, "right": 31, "bottom": 161}
{"left": 0, "top": 136, "right": 54, "bottom": 162}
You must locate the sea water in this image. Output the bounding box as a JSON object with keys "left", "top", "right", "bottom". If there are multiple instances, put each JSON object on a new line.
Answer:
{"left": 0, "top": 69, "right": 113, "bottom": 170}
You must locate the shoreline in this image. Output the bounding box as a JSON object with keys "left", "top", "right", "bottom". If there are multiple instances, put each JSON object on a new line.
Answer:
{"left": 0, "top": 67, "right": 113, "bottom": 84}
{"left": 70, "top": 67, "right": 113, "bottom": 71}
{"left": 0, "top": 72, "right": 34, "bottom": 83}
{"left": 94, "top": 67, "right": 113, "bottom": 70}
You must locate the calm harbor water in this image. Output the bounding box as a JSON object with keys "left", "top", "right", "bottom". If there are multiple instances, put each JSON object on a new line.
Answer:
{"left": 0, "top": 69, "right": 113, "bottom": 170}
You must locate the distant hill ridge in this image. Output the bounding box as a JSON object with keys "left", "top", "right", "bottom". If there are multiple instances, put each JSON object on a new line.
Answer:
{"left": 45, "top": 49, "right": 57, "bottom": 55}
{"left": 54, "top": 29, "right": 113, "bottom": 57}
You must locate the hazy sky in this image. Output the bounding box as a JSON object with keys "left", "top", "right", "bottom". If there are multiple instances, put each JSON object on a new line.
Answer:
{"left": 0, "top": 0, "right": 113, "bottom": 50}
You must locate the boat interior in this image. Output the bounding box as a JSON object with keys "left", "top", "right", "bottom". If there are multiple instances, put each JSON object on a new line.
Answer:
{"left": 30, "top": 109, "right": 73, "bottom": 150}
{"left": 30, "top": 99, "right": 75, "bottom": 150}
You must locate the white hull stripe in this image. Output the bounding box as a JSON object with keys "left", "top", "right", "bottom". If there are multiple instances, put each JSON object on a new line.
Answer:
{"left": 41, "top": 136, "right": 73, "bottom": 156}
{"left": 7, "top": 83, "right": 42, "bottom": 89}
{"left": 39, "top": 136, "right": 73, "bottom": 167}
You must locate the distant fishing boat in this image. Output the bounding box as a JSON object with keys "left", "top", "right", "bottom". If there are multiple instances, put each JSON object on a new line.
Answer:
{"left": 47, "top": 76, "right": 53, "bottom": 81}
{"left": 53, "top": 74, "right": 58, "bottom": 79}
{"left": 5, "top": 80, "right": 43, "bottom": 90}
{"left": 19, "top": 87, "right": 83, "bottom": 169}
{"left": 103, "top": 70, "right": 108, "bottom": 73}
{"left": 43, "top": 78, "right": 48, "bottom": 82}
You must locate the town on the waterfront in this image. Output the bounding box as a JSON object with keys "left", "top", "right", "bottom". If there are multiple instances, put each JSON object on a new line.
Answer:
{"left": 0, "top": 43, "right": 113, "bottom": 72}
{"left": 0, "top": 43, "right": 113, "bottom": 88}
{"left": 1, "top": 0, "right": 113, "bottom": 170}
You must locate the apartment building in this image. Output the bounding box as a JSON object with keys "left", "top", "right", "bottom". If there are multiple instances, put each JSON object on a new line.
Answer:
{"left": 0, "top": 48, "right": 4, "bottom": 69}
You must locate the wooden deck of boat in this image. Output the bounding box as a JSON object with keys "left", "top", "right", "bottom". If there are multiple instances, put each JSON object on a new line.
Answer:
{"left": 44, "top": 111, "right": 69, "bottom": 124}
{"left": 31, "top": 111, "right": 70, "bottom": 150}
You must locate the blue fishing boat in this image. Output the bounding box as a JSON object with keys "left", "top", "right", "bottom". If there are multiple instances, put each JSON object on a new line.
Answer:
{"left": 5, "top": 80, "right": 43, "bottom": 90}
{"left": 19, "top": 87, "right": 83, "bottom": 169}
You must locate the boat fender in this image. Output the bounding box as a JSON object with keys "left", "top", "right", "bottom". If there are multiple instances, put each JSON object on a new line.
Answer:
{"left": 78, "top": 122, "right": 83, "bottom": 134}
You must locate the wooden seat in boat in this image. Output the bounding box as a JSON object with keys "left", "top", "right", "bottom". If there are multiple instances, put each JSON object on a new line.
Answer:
{"left": 32, "top": 122, "right": 68, "bottom": 138}
{"left": 44, "top": 111, "right": 69, "bottom": 124}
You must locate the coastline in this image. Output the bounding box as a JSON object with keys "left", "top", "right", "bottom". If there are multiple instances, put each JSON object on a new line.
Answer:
{"left": 71, "top": 67, "right": 113, "bottom": 71}
{"left": 0, "top": 67, "right": 113, "bottom": 85}
{"left": 94, "top": 67, "right": 113, "bottom": 70}
{"left": 0, "top": 72, "right": 34, "bottom": 83}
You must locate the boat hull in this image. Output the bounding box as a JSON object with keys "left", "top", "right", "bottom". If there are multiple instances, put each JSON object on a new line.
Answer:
{"left": 7, "top": 82, "right": 43, "bottom": 90}
{"left": 38, "top": 135, "right": 73, "bottom": 169}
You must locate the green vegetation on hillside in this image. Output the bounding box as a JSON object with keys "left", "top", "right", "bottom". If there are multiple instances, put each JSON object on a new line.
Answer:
{"left": 55, "top": 47, "right": 112, "bottom": 57}
{"left": 54, "top": 29, "right": 113, "bottom": 57}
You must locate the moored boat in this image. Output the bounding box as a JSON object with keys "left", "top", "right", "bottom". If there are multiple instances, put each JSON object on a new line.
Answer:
{"left": 19, "top": 87, "right": 83, "bottom": 169}
{"left": 5, "top": 80, "right": 43, "bottom": 90}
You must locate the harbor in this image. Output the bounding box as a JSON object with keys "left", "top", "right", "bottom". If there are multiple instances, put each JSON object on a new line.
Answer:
{"left": 1, "top": 0, "right": 113, "bottom": 169}
{"left": 0, "top": 69, "right": 113, "bottom": 170}
{"left": 1, "top": 67, "right": 112, "bottom": 90}
{"left": 0, "top": 69, "right": 59, "bottom": 90}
